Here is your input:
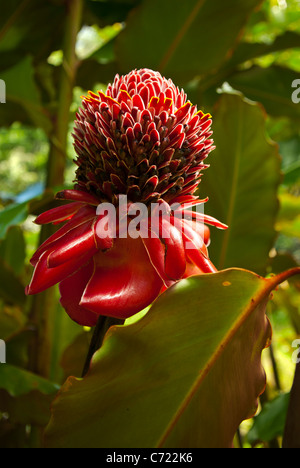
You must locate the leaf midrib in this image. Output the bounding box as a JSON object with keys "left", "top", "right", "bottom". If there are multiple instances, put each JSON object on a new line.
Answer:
{"left": 156, "top": 267, "right": 300, "bottom": 447}
{"left": 217, "top": 99, "right": 244, "bottom": 270}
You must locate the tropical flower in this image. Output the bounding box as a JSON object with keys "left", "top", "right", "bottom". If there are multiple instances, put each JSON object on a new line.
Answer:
{"left": 26, "top": 69, "right": 227, "bottom": 326}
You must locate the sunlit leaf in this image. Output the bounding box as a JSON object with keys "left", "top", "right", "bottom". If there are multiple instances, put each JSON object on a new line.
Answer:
{"left": 44, "top": 268, "right": 300, "bottom": 448}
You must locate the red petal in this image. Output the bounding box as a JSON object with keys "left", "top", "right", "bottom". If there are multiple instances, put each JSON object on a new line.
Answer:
{"left": 56, "top": 190, "right": 100, "bottom": 206}
{"left": 47, "top": 219, "right": 97, "bottom": 268}
{"left": 35, "top": 202, "right": 84, "bottom": 225}
{"left": 26, "top": 248, "right": 95, "bottom": 295}
{"left": 59, "top": 260, "right": 98, "bottom": 327}
{"left": 142, "top": 234, "right": 169, "bottom": 285}
{"left": 170, "top": 194, "right": 199, "bottom": 205}
{"left": 30, "top": 205, "right": 96, "bottom": 266}
{"left": 181, "top": 209, "right": 228, "bottom": 230}
{"left": 80, "top": 237, "right": 164, "bottom": 319}
{"left": 148, "top": 213, "right": 186, "bottom": 281}
{"left": 93, "top": 214, "right": 114, "bottom": 251}
{"left": 162, "top": 218, "right": 186, "bottom": 280}
{"left": 174, "top": 218, "right": 217, "bottom": 274}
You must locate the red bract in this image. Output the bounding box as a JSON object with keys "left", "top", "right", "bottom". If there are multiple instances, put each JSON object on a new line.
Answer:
{"left": 26, "top": 69, "right": 227, "bottom": 326}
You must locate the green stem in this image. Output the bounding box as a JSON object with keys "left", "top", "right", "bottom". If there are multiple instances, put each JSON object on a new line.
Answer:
{"left": 28, "top": 0, "right": 83, "bottom": 379}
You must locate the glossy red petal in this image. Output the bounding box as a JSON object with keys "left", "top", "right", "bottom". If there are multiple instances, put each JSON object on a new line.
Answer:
{"left": 174, "top": 218, "right": 208, "bottom": 255}
{"left": 80, "top": 237, "right": 164, "bottom": 319}
{"left": 47, "top": 219, "right": 97, "bottom": 268}
{"left": 26, "top": 248, "right": 96, "bottom": 295}
{"left": 34, "top": 202, "right": 84, "bottom": 225}
{"left": 175, "top": 218, "right": 217, "bottom": 274}
{"left": 142, "top": 234, "right": 169, "bottom": 285}
{"left": 181, "top": 209, "right": 228, "bottom": 230}
{"left": 161, "top": 217, "right": 186, "bottom": 281}
{"left": 56, "top": 189, "right": 100, "bottom": 206}
{"left": 93, "top": 214, "right": 114, "bottom": 251}
{"left": 59, "top": 260, "right": 98, "bottom": 327}
{"left": 30, "top": 205, "right": 96, "bottom": 266}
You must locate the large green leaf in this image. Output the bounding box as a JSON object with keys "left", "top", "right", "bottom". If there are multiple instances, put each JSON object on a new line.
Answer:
{"left": 198, "top": 92, "right": 281, "bottom": 274}
{"left": 197, "top": 31, "right": 300, "bottom": 100}
{"left": 0, "top": 0, "right": 66, "bottom": 64}
{"left": 225, "top": 31, "right": 300, "bottom": 72}
{"left": 44, "top": 268, "right": 300, "bottom": 448}
{"left": 0, "top": 57, "right": 51, "bottom": 131}
{"left": 115, "top": 0, "right": 262, "bottom": 83}
{"left": 227, "top": 66, "right": 300, "bottom": 120}
{"left": 84, "top": 0, "right": 142, "bottom": 27}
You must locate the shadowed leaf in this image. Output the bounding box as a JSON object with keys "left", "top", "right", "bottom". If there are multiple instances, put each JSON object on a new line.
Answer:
{"left": 199, "top": 93, "right": 281, "bottom": 274}
{"left": 115, "top": 0, "right": 262, "bottom": 83}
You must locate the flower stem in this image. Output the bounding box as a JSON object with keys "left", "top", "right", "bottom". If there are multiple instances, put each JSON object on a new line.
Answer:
{"left": 81, "top": 316, "right": 125, "bottom": 378}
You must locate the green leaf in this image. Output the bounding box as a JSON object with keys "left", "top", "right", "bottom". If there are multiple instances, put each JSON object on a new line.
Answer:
{"left": 247, "top": 393, "right": 290, "bottom": 446}
{"left": 199, "top": 93, "right": 281, "bottom": 274}
{"left": 198, "top": 31, "right": 300, "bottom": 98}
{"left": 0, "top": 389, "right": 55, "bottom": 427}
{"left": 44, "top": 268, "right": 300, "bottom": 448}
{"left": 0, "top": 365, "right": 60, "bottom": 426}
{"left": 0, "top": 57, "right": 51, "bottom": 132}
{"left": 84, "top": 0, "right": 142, "bottom": 27}
{"left": 0, "top": 202, "right": 28, "bottom": 240}
{"left": 0, "top": 257, "right": 25, "bottom": 305}
{"left": 222, "top": 31, "right": 300, "bottom": 73}
{"left": 115, "top": 0, "right": 262, "bottom": 83}
{"left": 0, "top": 0, "right": 66, "bottom": 63}
{"left": 276, "top": 191, "right": 300, "bottom": 238}
{"left": 0, "top": 226, "right": 26, "bottom": 276}
{"left": 0, "top": 305, "right": 26, "bottom": 341}
{"left": 0, "top": 364, "right": 59, "bottom": 397}
{"left": 227, "top": 65, "right": 300, "bottom": 120}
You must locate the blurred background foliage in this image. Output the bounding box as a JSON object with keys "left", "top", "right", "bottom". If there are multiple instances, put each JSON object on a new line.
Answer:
{"left": 0, "top": 0, "right": 299, "bottom": 448}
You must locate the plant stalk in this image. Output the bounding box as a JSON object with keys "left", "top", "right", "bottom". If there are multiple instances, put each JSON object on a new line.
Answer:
{"left": 28, "top": 0, "right": 83, "bottom": 379}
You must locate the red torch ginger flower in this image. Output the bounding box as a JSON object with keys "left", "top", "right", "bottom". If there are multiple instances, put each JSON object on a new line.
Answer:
{"left": 26, "top": 69, "right": 227, "bottom": 326}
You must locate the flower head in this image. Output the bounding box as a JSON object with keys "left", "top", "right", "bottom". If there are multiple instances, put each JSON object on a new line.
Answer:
{"left": 26, "top": 69, "right": 227, "bottom": 326}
